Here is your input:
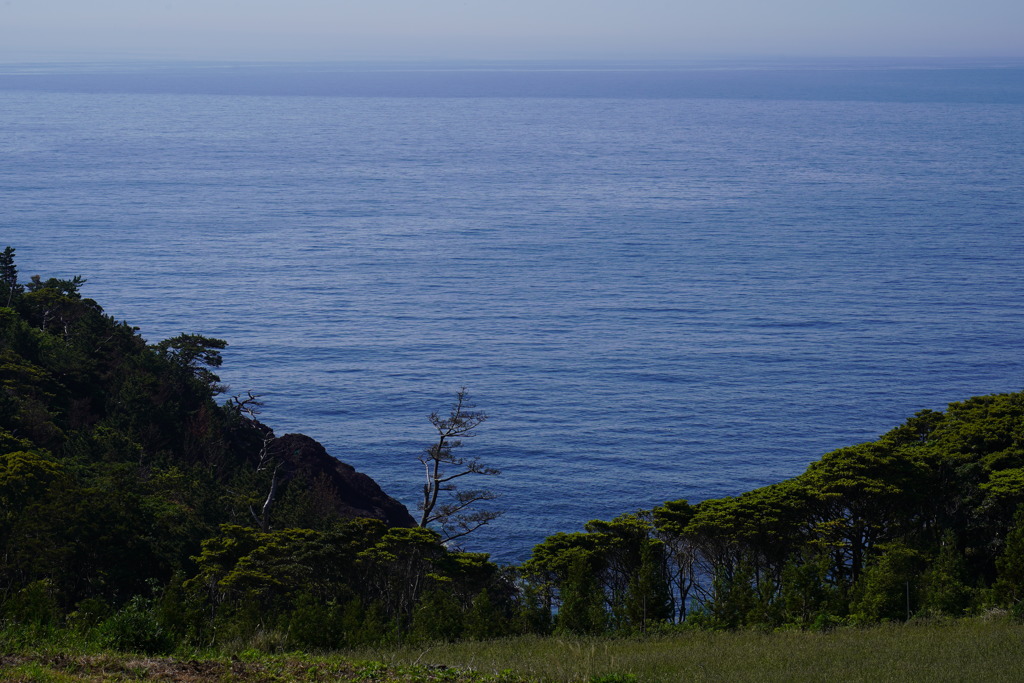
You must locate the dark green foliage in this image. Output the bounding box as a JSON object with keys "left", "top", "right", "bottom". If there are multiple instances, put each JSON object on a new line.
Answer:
{"left": 95, "top": 595, "right": 174, "bottom": 654}
{"left": 779, "top": 552, "right": 839, "bottom": 627}
{"left": 153, "top": 333, "right": 228, "bottom": 394}
{"left": 521, "top": 391, "right": 1024, "bottom": 634}
{"left": 154, "top": 573, "right": 189, "bottom": 642}
{"left": 652, "top": 499, "right": 697, "bottom": 622}
{"left": 286, "top": 592, "right": 347, "bottom": 650}
{"left": 512, "top": 580, "right": 552, "bottom": 635}
{"left": 708, "top": 561, "right": 760, "bottom": 629}
{"left": 918, "top": 533, "right": 973, "bottom": 616}
{"left": 995, "top": 506, "right": 1024, "bottom": 606}
{"left": 66, "top": 596, "right": 112, "bottom": 632}
{"left": 2, "top": 579, "right": 60, "bottom": 627}
{"left": 184, "top": 521, "right": 374, "bottom": 644}
{"left": 556, "top": 552, "right": 606, "bottom": 635}
{"left": 411, "top": 588, "right": 464, "bottom": 642}
{"left": 464, "top": 589, "right": 508, "bottom": 640}
{"left": 181, "top": 521, "right": 518, "bottom": 647}
{"left": 850, "top": 543, "right": 925, "bottom": 622}
{"left": 623, "top": 541, "right": 672, "bottom": 630}
{"left": 0, "top": 247, "right": 21, "bottom": 307}
{"left": 357, "top": 600, "right": 392, "bottom": 646}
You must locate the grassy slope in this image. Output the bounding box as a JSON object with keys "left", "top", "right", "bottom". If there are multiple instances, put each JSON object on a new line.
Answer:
{"left": 4, "top": 617, "right": 1024, "bottom": 682}
{"left": 348, "top": 616, "right": 1024, "bottom": 682}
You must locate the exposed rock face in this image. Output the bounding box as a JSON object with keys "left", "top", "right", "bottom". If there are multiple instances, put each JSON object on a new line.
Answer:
{"left": 271, "top": 433, "right": 415, "bottom": 528}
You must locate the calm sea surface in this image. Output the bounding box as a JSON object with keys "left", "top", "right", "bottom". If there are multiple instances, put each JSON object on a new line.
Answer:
{"left": 2, "top": 61, "right": 1023, "bottom": 562}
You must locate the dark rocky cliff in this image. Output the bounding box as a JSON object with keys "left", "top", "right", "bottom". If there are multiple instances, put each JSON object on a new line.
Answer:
{"left": 270, "top": 433, "right": 416, "bottom": 528}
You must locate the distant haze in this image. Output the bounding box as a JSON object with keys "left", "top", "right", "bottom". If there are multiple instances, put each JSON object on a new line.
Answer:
{"left": 2, "top": 0, "right": 1022, "bottom": 62}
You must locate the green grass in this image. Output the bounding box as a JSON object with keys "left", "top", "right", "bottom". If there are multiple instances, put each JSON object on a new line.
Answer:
{"left": 3, "top": 616, "right": 1023, "bottom": 681}
{"left": 0, "top": 649, "right": 529, "bottom": 682}
{"left": 346, "top": 616, "right": 1024, "bottom": 682}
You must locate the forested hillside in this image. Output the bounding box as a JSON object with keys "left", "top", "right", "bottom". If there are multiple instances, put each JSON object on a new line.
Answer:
{"left": 525, "top": 390, "right": 1024, "bottom": 630}
{"left": 0, "top": 247, "right": 514, "bottom": 650}
{"left": 2, "top": 246, "right": 1024, "bottom": 655}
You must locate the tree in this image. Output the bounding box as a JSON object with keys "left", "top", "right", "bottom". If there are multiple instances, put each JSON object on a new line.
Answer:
{"left": 464, "top": 588, "right": 508, "bottom": 640}
{"left": 850, "top": 542, "right": 925, "bottom": 622}
{"left": 225, "top": 391, "right": 281, "bottom": 532}
{"left": 798, "top": 442, "right": 921, "bottom": 585}
{"left": 652, "top": 499, "right": 698, "bottom": 622}
{"left": 417, "top": 389, "right": 502, "bottom": 545}
{"left": 555, "top": 550, "right": 606, "bottom": 635}
{"left": 995, "top": 506, "right": 1024, "bottom": 607}
{"left": 0, "top": 246, "right": 22, "bottom": 307}
{"left": 26, "top": 274, "right": 86, "bottom": 298}
{"left": 411, "top": 588, "right": 464, "bottom": 642}
{"left": 919, "top": 531, "right": 973, "bottom": 616}
{"left": 623, "top": 539, "right": 673, "bottom": 631}
{"left": 153, "top": 333, "right": 228, "bottom": 393}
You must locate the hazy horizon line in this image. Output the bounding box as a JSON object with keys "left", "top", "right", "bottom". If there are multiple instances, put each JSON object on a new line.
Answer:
{"left": 2, "top": 54, "right": 1023, "bottom": 71}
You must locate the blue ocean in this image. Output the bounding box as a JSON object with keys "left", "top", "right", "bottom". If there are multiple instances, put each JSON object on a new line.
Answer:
{"left": 2, "top": 60, "right": 1022, "bottom": 563}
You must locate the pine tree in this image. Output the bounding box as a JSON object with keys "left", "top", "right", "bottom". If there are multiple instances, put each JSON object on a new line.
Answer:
{"left": 464, "top": 589, "right": 507, "bottom": 640}
{"left": 623, "top": 540, "right": 672, "bottom": 631}
{"left": 919, "top": 532, "right": 973, "bottom": 616}
{"left": 513, "top": 581, "right": 552, "bottom": 635}
{"left": 556, "top": 553, "right": 606, "bottom": 635}
{"left": 410, "top": 588, "right": 464, "bottom": 642}
{"left": 0, "top": 246, "right": 22, "bottom": 307}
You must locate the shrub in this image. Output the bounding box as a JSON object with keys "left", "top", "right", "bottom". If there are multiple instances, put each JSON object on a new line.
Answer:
{"left": 67, "top": 597, "right": 112, "bottom": 632}
{"left": 411, "top": 589, "right": 464, "bottom": 643}
{"left": 3, "top": 579, "right": 60, "bottom": 628}
{"left": 96, "top": 596, "right": 173, "bottom": 654}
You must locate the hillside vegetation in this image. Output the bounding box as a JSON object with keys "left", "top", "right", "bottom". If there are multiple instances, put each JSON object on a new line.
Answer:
{"left": 3, "top": 246, "right": 1024, "bottom": 676}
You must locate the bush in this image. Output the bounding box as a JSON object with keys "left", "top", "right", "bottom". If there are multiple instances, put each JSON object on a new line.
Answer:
{"left": 96, "top": 596, "right": 173, "bottom": 654}
{"left": 286, "top": 593, "right": 345, "bottom": 650}
{"left": 3, "top": 579, "right": 60, "bottom": 628}
{"left": 67, "top": 597, "right": 112, "bottom": 632}
{"left": 464, "top": 589, "right": 509, "bottom": 640}
{"left": 411, "top": 589, "right": 464, "bottom": 643}
{"left": 1010, "top": 600, "right": 1024, "bottom": 624}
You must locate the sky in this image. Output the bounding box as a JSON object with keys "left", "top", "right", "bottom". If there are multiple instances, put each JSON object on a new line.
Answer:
{"left": 0, "top": 0, "right": 1022, "bottom": 62}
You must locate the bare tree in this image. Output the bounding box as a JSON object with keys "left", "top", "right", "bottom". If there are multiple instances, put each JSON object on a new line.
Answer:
{"left": 228, "top": 391, "right": 281, "bottom": 532}
{"left": 417, "top": 389, "right": 503, "bottom": 545}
